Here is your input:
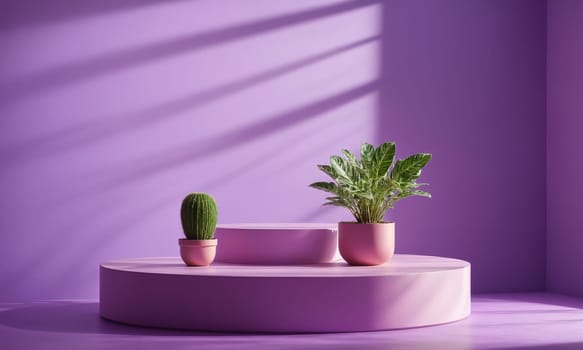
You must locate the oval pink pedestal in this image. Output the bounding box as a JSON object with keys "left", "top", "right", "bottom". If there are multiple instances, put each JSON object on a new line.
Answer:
{"left": 214, "top": 223, "right": 337, "bottom": 265}
{"left": 100, "top": 255, "right": 471, "bottom": 333}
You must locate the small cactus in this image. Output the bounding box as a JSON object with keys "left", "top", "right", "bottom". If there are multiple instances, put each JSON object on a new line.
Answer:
{"left": 180, "top": 193, "right": 218, "bottom": 240}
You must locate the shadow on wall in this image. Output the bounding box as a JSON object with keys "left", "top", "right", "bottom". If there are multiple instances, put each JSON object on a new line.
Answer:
{"left": 0, "top": 193, "right": 177, "bottom": 297}
{"left": 0, "top": 0, "right": 380, "bottom": 301}
{"left": 56, "top": 81, "right": 378, "bottom": 205}
{"left": 0, "top": 36, "right": 379, "bottom": 166}
{"left": 0, "top": 0, "right": 380, "bottom": 104}
{"left": 21, "top": 119, "right": 360, "bottom": 289}
{"left": 374, "top": 0, "right": 547, "bottom": 294}
{"left": 0, "top": 0, "right": 186, "bottom": 30}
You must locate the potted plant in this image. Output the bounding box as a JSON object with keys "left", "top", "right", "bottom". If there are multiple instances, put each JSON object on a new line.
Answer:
{"left": 309, "top": 142, "right": 431, "bottom": 266}
{"left": 179, "top": 192, "right": 218, "bottom": 266}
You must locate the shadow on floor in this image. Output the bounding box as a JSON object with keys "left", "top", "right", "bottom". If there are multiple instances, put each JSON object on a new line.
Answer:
{"left": 477, "top": 293, "right": 583, "bottom": 310}
{"left": 0, "top": 302, "right": 193, "bottom": 336}
{"left": 1, "top": 298, "right": 582, "bottom": 350}
{"left": 0, "top": 301, "right": 468, "bottom": 350}
{"left": 493, "top": 345, "right": 583, "bottom": 350}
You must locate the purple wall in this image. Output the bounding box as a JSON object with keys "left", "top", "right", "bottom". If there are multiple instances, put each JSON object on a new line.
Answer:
{"left": 379, "top": 0, "right": 547, "bottom": 293}
{"left": 0, "top": 0, "right": 546, "bottom": 301}
{"left": 547, "top": 0, "right": 583, "bottom": 298}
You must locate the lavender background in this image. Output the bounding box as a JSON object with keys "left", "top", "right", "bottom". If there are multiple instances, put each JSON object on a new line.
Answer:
{"left": 0, "top": 0, "right": 567, "bottom": 302}
{"left": 547, "top": 0, "right": 583, "bottom": 298}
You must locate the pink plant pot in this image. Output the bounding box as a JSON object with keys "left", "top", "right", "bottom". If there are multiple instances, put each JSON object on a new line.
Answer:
{"left": 338, "top": 222, "right": 395, "bottom": 266}
{"left": 178, "top": 238, "right": 217, "bottom": 266}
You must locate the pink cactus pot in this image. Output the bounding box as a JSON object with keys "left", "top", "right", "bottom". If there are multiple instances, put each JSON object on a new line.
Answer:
{"left": 338, "top": 222, "right": 395, "bottom": 266}
{"left": 178, "top": 238, "right": 217, "bottom": 267}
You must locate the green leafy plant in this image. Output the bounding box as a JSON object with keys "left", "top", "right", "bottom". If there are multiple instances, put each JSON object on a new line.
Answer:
{"left": 309, "top": 142, "right": 431, "bottom": 224}
{"left": 180, "top": 193, "right": 218, "bottom": 240}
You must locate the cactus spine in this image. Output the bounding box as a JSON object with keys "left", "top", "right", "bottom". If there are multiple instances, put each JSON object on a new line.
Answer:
{"left": 180, "top": 193, "right": 218, "bottom": 240}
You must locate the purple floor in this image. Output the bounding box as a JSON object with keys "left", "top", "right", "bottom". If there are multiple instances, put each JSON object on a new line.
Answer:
{"left": 1, "top": 293, "right": 582, "bottom": 350}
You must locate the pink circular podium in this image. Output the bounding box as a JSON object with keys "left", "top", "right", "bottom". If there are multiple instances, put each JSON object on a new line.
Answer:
{"left": 100, "top": 255, "right": 470, "bottom": 333}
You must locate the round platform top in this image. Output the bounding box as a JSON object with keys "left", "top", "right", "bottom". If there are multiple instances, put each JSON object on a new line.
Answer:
{"left": 101, "top": 255, "right": 469, "bottom": 278}
{"left": 100, "top": 255, "right": 471, "bottom": 332}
